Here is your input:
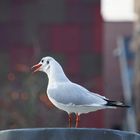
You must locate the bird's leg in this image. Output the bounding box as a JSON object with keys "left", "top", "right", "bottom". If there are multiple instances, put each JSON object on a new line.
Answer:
{"left": 68, "top": 113, "right": 72, "bottom": 128}
{"left": 76, "top": 113, "right": 80, "bottom": 128}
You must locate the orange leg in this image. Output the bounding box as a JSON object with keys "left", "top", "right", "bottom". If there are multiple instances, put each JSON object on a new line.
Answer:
{"left": 76, "top": 113, "right": 80, "bottom": 128}
{"left": 68, "top": 113, "right": 72, "bottom": 128}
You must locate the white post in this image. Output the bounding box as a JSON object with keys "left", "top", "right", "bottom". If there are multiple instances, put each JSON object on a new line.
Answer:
{"left": 116, "top": 37, "right": 137, "bottom": 131}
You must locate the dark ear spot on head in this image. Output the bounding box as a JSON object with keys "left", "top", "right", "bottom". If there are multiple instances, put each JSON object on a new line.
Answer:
{"left": 47, "top": 60, "right": 49, "bottom": 64}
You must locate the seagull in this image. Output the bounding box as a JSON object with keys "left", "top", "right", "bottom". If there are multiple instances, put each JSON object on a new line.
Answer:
{"left": 32, "top": 56, "right": 129, "bottom": 128}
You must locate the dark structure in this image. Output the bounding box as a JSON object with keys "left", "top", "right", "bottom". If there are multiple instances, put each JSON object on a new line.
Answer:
{"left": 0, "top": 128, "right": 139, "bottom": 140}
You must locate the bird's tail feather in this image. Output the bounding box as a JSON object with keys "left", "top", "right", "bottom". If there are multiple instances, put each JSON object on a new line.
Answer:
{"left": 105, "top": 100, "right": 130, "bottom": 108}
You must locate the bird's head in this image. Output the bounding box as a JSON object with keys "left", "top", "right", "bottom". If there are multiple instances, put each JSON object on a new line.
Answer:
{"left": 31, "top": 56, "right": 54, "bottom": 74}
{"left": 32, "top": 56, "right": 69, "bottom": 83}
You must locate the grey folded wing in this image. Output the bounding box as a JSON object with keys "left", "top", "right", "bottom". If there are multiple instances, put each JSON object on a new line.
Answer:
{"left": 47, "top": 82, "right": 107, "bottom": 106}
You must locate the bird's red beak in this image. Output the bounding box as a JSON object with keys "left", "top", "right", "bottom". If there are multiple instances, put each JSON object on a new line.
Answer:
{"left": 31, "top": 63, "right": 42, "bottom": 73}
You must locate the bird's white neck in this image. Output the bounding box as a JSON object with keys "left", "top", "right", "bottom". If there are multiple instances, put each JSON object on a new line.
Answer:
{"left": 47, "top": 61, "right": 70, "bottom": 85}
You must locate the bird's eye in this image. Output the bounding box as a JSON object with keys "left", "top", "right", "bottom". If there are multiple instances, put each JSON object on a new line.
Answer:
{"left": 47, "top": 61, "right": 49, "bottom": 64}
{"left": 41, "top": 60, "right": 44, "bottom": 63}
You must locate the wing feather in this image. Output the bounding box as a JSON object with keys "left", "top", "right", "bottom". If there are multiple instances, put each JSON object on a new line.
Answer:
{"left": 47, "top": 82, "right": 107, "bottom": 106}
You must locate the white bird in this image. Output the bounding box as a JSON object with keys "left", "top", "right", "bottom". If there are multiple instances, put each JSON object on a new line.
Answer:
{"left": 32, "top": 56, "right": 129, "bottom": 128}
